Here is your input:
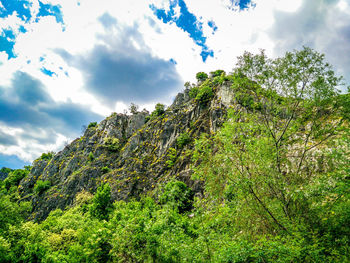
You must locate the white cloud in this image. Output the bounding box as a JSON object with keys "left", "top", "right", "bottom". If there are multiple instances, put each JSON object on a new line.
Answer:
{"left": 1, "top": 0, "right": 350, "bottom": 166}
{"left": 0, "top": 123, "right": 68, "bottom": 162}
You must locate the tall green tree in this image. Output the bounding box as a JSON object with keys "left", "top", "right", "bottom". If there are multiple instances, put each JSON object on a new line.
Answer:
{"left": 193, "top": 47, "right": 348, "bottom": 235}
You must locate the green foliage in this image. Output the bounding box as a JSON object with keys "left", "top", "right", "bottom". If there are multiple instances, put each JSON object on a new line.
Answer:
{"left": 0, "top": 167, "right": 12, "bottom": 181}
{"left": 5, "top": 221, "right": 48, "bottom": 262}
{"left": 24, "top": 165, "right": 32, "bottom": 171}
{"left": 3, "top": 169, "right": 29, "bottom": 191}
{"left": 210, "top": 69, "right": 225, "bottom": 78}
{"left": 101, "top": 166, "right": 110, "bottom": 174}
{"left": 39, "top": 151, "right": 54, "bottom": 161}
{"left": 0, "top": 194, "right": 31, "bottom": 235}
{"left": 87, "top": 122, "right": 97, "bottom": 129}
{"left": 129, "top": 102, "right": 139, "bottom": 114}
{"left": 0, "top": 236, "right": 10, "bottom": 262}
{"left": 192, "top": 47, "right": 349, "bottom": 256}
{"left": 176, "top": 132, "right": 191, "bottom": 148}
{"left": 196, "top": 85, "right": 214, "bottom": 106}
{"left": 90, "top": 183, "right": 113, "bottom": 220}
{"left": 160, "top": 180, "right": 194, "bottom": 213}
{"left": 0, "top": 48, "right": 348, "bottom": 263}
{"left": 154, "top": 103, "right": 165, "bottom": 116}
{"left": 88, "top": 152, "right": 94, "bottom": 162}
{"left": 189, "top": 86, "right": 199, "bottom": 99}
{"left": 165, "top": 147, "right": 177, "bottom": 168}
{"left": 146, "top": 103, "right": 166, "bottom": 122}
{"left": 34, "top": 180, "right": 51, "bottom": 195}
{"left": 103, "top": 137, "right": 120, "bottom": 152}
{"left": 196, "top": 72, "right": 208, "bottom": 82}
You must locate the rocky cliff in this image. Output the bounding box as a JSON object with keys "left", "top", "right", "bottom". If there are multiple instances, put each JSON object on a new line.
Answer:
{"left": 19, "top": 80, "right": 236, "bottom": 221}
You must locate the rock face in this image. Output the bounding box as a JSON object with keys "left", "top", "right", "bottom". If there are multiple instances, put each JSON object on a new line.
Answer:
{"left": 19, "top": 84, "right": 233, "bottom": 221}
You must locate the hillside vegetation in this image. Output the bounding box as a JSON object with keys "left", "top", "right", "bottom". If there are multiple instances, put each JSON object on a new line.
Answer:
{"left": 0, "top": 47, "right": 349, "bottom": 262}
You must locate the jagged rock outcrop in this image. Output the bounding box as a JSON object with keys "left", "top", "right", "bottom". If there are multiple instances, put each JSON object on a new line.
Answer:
{"left": 19, "top": 84, "right": 234, "bottom": 221}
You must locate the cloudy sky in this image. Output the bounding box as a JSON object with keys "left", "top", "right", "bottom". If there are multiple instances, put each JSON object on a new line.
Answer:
{"left": 0, "top": 0, "right": 349, "bottom": 168}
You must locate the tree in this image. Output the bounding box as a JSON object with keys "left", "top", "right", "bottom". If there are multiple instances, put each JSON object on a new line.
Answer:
{"left": 3, "top": 169, "right": 29, "bottom": 191}
{"left": 90, "top": 183, "right": 113, "bottom": 220}
{"left": 196, "top": 72, "right": 208, "bottom": 82}
{"left": 160, "top": 180, "right": 194, "bottom": 213}
{"left": 233, "top": 47, "right": 344, "bottom": 179}
{"left": 210, "top": 69, "right": 225, "bottom": 78}
{"left": 87, "top": 122, "right": 97, "bottom": 129}
{"left": 193, "top": 47, "right": 347, "bottom": 235}
{"left": 154, "top": 103, "right": 165, "bottom": 116}
{"left": 129, "top": 103, "right": 139, "bottom": 114}
{"left": 39, "top": 152, "right": 54, "bottom": 161}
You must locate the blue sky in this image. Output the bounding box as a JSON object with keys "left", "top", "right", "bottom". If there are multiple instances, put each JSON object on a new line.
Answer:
{"left": 0, "top": 0, "right": 63, "bottom": 59}
{"left": 150, "top": 0, "right": 215, "bottom": 62}
{"left": 0, "top": 0, "right": 350, "bottom": 168}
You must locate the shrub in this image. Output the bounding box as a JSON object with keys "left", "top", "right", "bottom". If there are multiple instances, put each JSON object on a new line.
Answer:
{"left": 103, "top": 137, "right": 120, "bottom": 152}
{"left": 236, "top": 92, "right": 254, "bottom": 108}
{"left": 0, "top": 167, "right": 12, "bottom": 181}
{"left": 3, "top": 169, "right": 29, "bottom": 190}
{"left": 165, "top": 148, "right": 177, "bottom": 168}
{"left": 34, "top": 180, "right": 51, "bottom": 195}
{"left": 87, "top": 122, "right": 97, "bottom": 129}
{"left": 196, "top": 72, "right": 208, "bottom": 82}
{"left": 184, "top": 81, "right": 192, "bottom": 89}
{"left": 210, "top": 69, "right": 225, "bottom": 78}
{"left": 40, "top": 152, "right": 54, "bottom": 161}
{"left": 101, "top": 167, "right": 110, "bottom": 174}
{"left": 176, "top": 132, "right": 191, "bottom": 148}
{"left": 88, "top": 152, "right": 94, "bottom": 162}
{"left": 160, "top": 180, "right": 194, "bottom": 213}
{"left": 129, "top": 103, "right": 139, "bottom": 114}
{"left": 196, "top": 85, "right": 214, "bottom": 106}
{"left": 24, "top": 165, "right": 32, "bottom": 171}
{"left": 189, "top": 87, "right": 199, "bottom": 99}
{"left": 146, "top": 103, "right": 166, "bottom": 122}
{"left": 154, "top": 103, "right": 165, "bottom": 116}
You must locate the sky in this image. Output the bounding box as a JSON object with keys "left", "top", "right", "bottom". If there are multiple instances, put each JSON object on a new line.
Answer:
{"left": 0, "top": 0, "right": 350, "bottom": 168}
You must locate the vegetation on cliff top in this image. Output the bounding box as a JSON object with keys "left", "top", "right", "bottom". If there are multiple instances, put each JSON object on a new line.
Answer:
{"left": 0, "top": 47, "right": 349, "bottom": 262}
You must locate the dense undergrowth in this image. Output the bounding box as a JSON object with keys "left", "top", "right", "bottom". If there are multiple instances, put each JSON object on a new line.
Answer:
{"left": 0, "top": 47, "right": 350, "bottom": 262}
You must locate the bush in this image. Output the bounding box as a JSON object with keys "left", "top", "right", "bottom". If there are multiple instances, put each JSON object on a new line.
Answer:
{"left": 101, "top": 167, "right": 110, "bottom": 174}
{"left": 39, "top": 152, "right": 54, "bottom": 161}
{"left": 0, "top": 167, "right": 12, "bottom": 181}
{"left": 154, "top": 103, "right": 165, "bottom": 116}
{"left": 196, "top": 85, "right": 214, "bottom": 106}
{"left": 129, "top": 103, "right": 139, "bottom": 114}
{"left": 210, "top": 69, "right": 225, "bottom": 78}
{"left": 165, "top": 148, "right": 177, "bottom": 168}
{"left": 34, "top": 180, "right": 51, "bottom": 195}
{"left": 176, "top": 132, "right": 191, "bottom": 148}
{"left": 88, "top": 152, "right": 94, "bottom": 162}
{"left": 189, "top": 87, "right": 199, "bottom": 99}
{"left": 146, "top": 103, "right": 166, "bottom": 122}
{"left": 87, "top": 122, "right": 97, "bottom": 129}
{"left": 3, "top": 169, "right": 29, "bottom": 190}
{"left": 160, "top": 180, "right": 194, "bottom": 213}
{"left": 103, "top": 137, "right": 120, "bottom": 152}
{"left": 196, "top": 72, "right": 208, "bottom": 82}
